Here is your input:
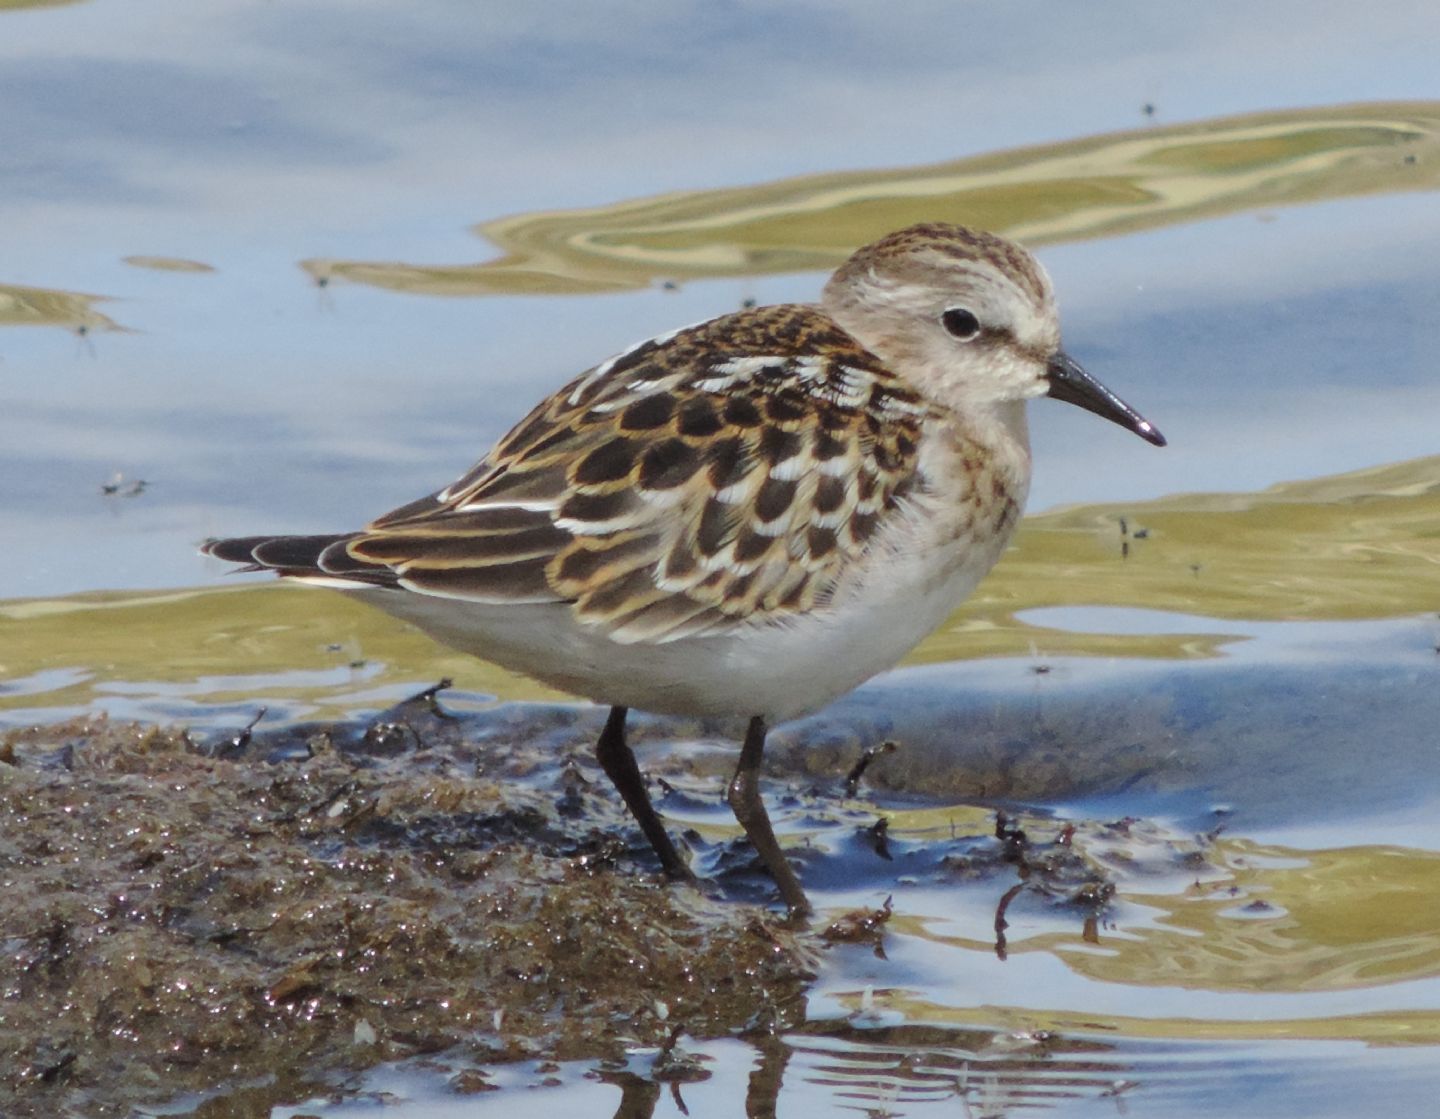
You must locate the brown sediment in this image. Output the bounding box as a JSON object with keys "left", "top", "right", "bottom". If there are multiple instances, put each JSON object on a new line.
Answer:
{"left": 0, "top": 704, "right": 815, "bottom": 1118}
{"left": 0, "top": 690, "right": 1199, "bottom": 1118}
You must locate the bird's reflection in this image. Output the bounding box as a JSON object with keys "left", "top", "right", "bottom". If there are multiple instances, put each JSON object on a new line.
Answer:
{"left": 593, "top": 1023, "right": 1130, "bottom": 1117}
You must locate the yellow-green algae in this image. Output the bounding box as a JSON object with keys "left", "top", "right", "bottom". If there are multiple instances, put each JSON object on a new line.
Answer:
{"left": 120, "top": 255, "right": 217, "bottom": 274}
{"left": 0, "top": 0, "right": 87, "bottom": 10}
{"left": 0, "top": 283, "right": 125, "bottom": 334}
{"left": 301, "top": 101, "right": 1440, "bottom": 297}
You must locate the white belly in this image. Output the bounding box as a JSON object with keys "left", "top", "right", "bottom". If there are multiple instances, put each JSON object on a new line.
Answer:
{"left": 355, "top": 492, "right": 1017, "bottom": 721}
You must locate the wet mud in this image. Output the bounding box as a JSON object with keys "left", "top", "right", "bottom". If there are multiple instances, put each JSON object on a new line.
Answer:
{"left": 0, "top": 685, "right": 1179, "bottom": 1118}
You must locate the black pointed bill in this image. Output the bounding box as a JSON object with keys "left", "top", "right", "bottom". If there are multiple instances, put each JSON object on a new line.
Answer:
{"left": 1045, "top": 352, "right": 1166, "bottom": 447}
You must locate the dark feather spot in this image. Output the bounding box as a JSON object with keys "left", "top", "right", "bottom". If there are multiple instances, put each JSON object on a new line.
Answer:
{"left": 768, "top": 314, "right": 802, "bottom": 345}
{"left": 755, "top": 476, "right": 797, "bottom": 523}
{"left": 580, "top": 568, "right": 660, "bottom": 617}
{"left": 697, "top": 499, "right": 734, "bottom": 556}
{"left": 856, "top": 470, "right": 877, "bottom": 503}
{"left": 554, "top": 535, "right": 653, "bottom": 585}
{"left": 639, "top": 438, "right": 701, "bottom": 490}
{"left": 664, "top": 542, "right": 699, "bottom": 581}
{"left": 763, "top": 392, "right": 808, "bottom": 424}
{"left": 850, "top": 511, "right": 878, "bottom": 545}
{"left": 728, "top": 569, "right": 757, "bottom": 601}
{"left": 807, "top": 526, "right": 838, "bottom": 559}
{"left": 573, "top": 438, "right": 637, "bottom": 485}
{"left": 677, "top": 397, "right": 724, "bottom": 437}
{"left": 874, "top": 440, "right": 902, "bottom": 472}
{"left": 810, "top": 324, "right": 859, "bottom": 351}
{"left": 723, "top": 396, "right": 763, "bottom": 428}
{"left": 734, "top": 530, "right": 772, "bottom": 564}
{"left": 758, "top": 426, "right": 803, "bottom": 466}
{"left": 814, "top": 429, "right": 849, "bottom": 460}
{"left": 556, "top": 546, "right": 608, "bottom": 585}
{"left": 559, "top": 489, "right": 631, "bottom": 524}
{"left": 619, "top": 394, "right": 676, "bottom": 431}
{"left": 814, "top": 474, "right": 847, "bottom": 514}
{"left": 706, "top": 436, "right": 749, "bottom": 490}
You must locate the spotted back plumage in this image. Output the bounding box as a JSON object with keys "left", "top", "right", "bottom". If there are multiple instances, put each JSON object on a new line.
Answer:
{"left": 333, "top": 305, "right": 934, "bottom": 642}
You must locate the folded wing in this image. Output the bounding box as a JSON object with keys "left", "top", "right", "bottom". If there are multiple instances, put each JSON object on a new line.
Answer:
{"left": 209, "top": 305, "right": 933, "bottom": 643}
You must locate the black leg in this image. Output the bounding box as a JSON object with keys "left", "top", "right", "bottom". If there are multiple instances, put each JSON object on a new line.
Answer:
{"left": 594, "top": 706, "right": 693, "bottom": 881}
{"left": 726, "top": 716, "right": 811, "bottom": 917}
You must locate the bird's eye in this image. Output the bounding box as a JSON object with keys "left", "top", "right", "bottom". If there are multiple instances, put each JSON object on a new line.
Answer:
{"left": 941, "top": 307, "right": 981, "bottom": 340}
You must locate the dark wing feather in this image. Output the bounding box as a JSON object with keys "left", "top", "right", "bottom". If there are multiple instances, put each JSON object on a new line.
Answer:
{"left": 201, "top": 532, "right": 400, "bottom": 586}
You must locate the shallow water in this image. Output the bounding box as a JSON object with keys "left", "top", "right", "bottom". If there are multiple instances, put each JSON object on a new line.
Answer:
{"left": 3, "top": 1, "right": 1439, "bottom": 1116}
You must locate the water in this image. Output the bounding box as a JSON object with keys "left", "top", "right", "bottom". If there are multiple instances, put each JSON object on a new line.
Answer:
{"left": 2, "top": 1, "right": 1439, "bottom": 1116}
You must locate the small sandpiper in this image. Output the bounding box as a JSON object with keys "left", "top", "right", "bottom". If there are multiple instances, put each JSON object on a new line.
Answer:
{"left": 204, "top": 222, "right": 1164, "bottom": 916}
